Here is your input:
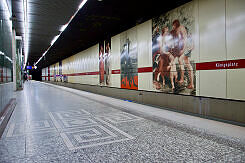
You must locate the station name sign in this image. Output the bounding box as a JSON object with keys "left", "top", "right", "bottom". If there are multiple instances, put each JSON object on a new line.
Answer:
{"left": 196, "top": 59, "right": 245, "bottom": 70}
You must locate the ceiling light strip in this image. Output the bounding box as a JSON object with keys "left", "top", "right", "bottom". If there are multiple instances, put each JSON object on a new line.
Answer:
{"left": 2, "top": 0, "right": 12, "bottom": 31}
{"left": 34, "top": 0, "right": 88, "bottom": 67}
{"left": 23, "top": 0, "right": 29, "bottom": 68}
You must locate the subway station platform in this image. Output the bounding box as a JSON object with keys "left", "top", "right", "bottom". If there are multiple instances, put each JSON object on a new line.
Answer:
{"left": 0, "top": 81, "right": 245, "bottom": 162}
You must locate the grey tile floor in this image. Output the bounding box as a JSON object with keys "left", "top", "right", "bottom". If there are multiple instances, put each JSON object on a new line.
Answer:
{"left": 0, "top": 81, "right": 245, "bottom": 162}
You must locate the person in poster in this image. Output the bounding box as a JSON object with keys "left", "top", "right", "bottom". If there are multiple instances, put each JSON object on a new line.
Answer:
{"left": 159, "top": 26, "right": 177, "bottom": 90}
{"left": 152, "top": 2, "right": 196, "bottom": 95}
{"left": 99, "top": 42, "right": 105, "bottom": 85}
{"left": 120, "top": 30, "right": 138, "bottom": 90}
{"left": 104, "top": 39, "right": 111, "bottom": 86}
{"left": 170, "top": 19, "right": 195, "bottom": 89}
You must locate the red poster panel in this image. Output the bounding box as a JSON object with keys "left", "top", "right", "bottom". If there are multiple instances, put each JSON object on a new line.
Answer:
{"left": 0, "top": 67, "right": 3, "bottom": 82}
{"left": 121, "top": 75, "right": 138, "bottom": 90}
{"left": 99, "top": 41, "right": 105, "bottom": 85}
{"left": 48, "top": 66, "right": 50, "bottom": 81}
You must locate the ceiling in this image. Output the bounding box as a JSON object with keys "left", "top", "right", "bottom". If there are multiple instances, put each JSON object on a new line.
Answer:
{"left": 12, "top": 0, "right": 190, "bottom": 69}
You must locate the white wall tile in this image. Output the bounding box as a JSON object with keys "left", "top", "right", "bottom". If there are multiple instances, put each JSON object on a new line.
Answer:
{"left": 227, "top": 69, "right": 245, "bottom": 100}
{"left": 199, "top": 0, "right": 226, "bottom": 62}
{"left": 137, "top": 20, "right": 152, "bottom": 68}
{"left": 110, "top": 74, "right": 120, "bottom": 88}
{"left": 111, "top": 34, "right": 120, "bottom": 70}
{"left": 199, "top": 70, "right": 226, "bottom": 98}
{"left": 226, "top": 0, "right": 245, "bottom": 60}
{"left": 138, "top": 72, "right": 154, "bottom": 91}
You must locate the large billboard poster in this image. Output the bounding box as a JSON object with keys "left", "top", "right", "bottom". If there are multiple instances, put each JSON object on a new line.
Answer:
{"left": 0, "top": 67, "right": 3, "bottom": 83}
{"left": 152, "top": 2, "right": 196, "bottom": 95}
{"left": 120, "top": 29, "right": 138, "bottom": 90}
{"left": 59, "top": 61, "right": 62, "bottom": 82}
{"left": 99, "top": 41, "right": 105, "bottom": 85}
{"left": 104, "top": 39, "right": 111, "bottom": 86}
{"left": 53, "top": 65, "right": 56, "bottom": 82}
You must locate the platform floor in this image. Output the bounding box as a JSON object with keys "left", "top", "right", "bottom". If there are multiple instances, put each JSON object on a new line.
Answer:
{"left": 0, "top": 81, "right": 245, "bottom": 162}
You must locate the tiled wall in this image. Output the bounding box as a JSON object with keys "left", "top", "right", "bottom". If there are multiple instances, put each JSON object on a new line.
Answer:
{"left": 42, "top": 0, "right": 245, "bottom": 101}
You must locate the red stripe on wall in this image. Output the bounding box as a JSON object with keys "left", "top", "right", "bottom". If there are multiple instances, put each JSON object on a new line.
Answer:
{"left": 64, "top": 71, "right": 99, "bottom": 76}
{"left": 112, "top": 67, "right": 152, "bottom": 74}
{"left": 196, "top": 59, "right": 245, "bottom": 70}
{"left": 112, "top": 69, "right": 120, "bottom": 74}
{"left": 42, "top": 59, "right": 245, "bottom": 79}
{"left": 138, "top": 67, "right": 153, "bottom": 73}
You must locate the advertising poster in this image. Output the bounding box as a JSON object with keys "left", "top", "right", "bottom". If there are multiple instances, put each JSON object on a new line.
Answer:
{"left": 120, "top": 30, "right": 138, "bottom": 90}
{"left": 59, "top": 61, "right": 62, "bottom": 82}
{"left": 48, "top": 66, "right": 50, "bottom": 81}
{"left": 152, "top": 2, "right": 196, "bottom": 95}
{"left": 99, "top": 41, "right": 105, "bottom": 85}
{"left": 0, "top": 67, "right": 3, "bottom": 83}
{"left": 104, "top": 39, "right": 111, "bottom": 86}
{"left": 53, "top": 65, "right": 56, "bottom": 82}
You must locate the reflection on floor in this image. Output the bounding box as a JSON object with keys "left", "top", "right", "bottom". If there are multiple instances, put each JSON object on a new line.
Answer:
{"left": 0, "top": 81, "right": 244, "bottom": 162}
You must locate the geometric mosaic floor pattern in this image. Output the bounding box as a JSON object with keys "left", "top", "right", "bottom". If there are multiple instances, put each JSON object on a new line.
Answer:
{"left": 49, "top": 110, "right": 135, "bottom": 150}
{"left": 0, "top": 81, "right": 245, "bottom": 162}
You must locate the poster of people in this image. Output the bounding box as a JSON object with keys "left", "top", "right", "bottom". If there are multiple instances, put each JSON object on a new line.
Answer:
{"left": 120, "top": 29, "right": 138, "bottom": 90}
{"left": 104, "top": 39, "right": 111, "bottom": 85}
{"left": 152, "top": 2, "right": 196, "bottom": 95}
{"left": 99, "top": 41, "right": 105, "bottom": 85}
{"left": 53, "top": 65, "right": 57, "bottom": 82}
{"left": 59, "top": 61, "right": 63, "bottom": 82}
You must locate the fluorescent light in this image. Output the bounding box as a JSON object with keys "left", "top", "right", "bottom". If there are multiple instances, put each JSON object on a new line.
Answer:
{"left": 60, "top": 24, "right": 68, "bottom": 32}
{"left": 4, "top": 0, "right": 11, "bottom": 15}
{"left": 42, "top": 50, "right": 48, "bottom": 57}
{"left": 23, "top": 0, "right": 29, "bottom": 67}
{"left": 78, "top": 0, "right": 88, "bottom": 9}
{"left": 51, "top": 35, "right": 60, "bottom": 46}
{"left": 5, "top": 56, "right": 13, "bottom": 62}
{"left": 16, "top": 36, "right": 22, "bottom": 40}
{"left": 3, "top": 0, "right": 12, "bottom": 31}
